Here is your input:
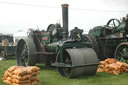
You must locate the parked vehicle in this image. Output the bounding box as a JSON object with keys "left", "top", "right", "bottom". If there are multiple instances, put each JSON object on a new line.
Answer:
{"left": 16, "top": 4, "right": 99, "bottom": 78}
{"left": 0, "top": 34, "right": 16, "bottom": 60}
{"left": 88, "top": 14, "right": 128, "bottom": 62}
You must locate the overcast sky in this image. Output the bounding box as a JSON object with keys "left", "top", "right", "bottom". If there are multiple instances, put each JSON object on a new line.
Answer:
{"left": 0, "top": 0, "right": 128, "bottom": 34}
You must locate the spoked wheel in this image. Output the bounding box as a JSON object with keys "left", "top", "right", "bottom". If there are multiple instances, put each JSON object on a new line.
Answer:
{"left": 17, "top": 41, "right": 28, "bottom": 66}
{"left": 16, "top": 38, "right": 37, "bottom": 66}
{"left": 115, "top": 42, "right": 128, "bottom": 63}
{"left": 57, "top": 48, "right": 99, "bottom": 78}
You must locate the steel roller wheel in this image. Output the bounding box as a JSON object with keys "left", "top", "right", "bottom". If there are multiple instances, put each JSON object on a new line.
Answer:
{"left": 58, "top": 48, "right": 99, "bottom": 78}
{"left": 115, "top": 42, "right": 128, "bottom": 63}
{"left": 16, "top": 38, "right": 37, "bottom": 66}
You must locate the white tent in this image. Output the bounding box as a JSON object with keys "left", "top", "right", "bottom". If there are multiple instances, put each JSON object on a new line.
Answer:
{"left": 13, "top": 30, "right": 27, "bottom": 43}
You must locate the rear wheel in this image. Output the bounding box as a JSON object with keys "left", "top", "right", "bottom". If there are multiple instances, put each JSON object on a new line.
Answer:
{"left": 16, "top": 38, "right": 37, "bottom": 66}
{"left": 115, "top": 42, "right": 128, "bottom": 63}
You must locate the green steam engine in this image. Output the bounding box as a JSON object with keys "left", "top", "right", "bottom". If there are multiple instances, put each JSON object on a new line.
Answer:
{"left": 88, "top": 15, "right": 128, "bottom": 62}
{"left": 16, "top": 4, "right": 99, "bottom": 78}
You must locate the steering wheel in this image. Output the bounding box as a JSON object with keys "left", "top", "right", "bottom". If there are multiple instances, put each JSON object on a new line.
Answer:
{"left": 106, "top": 18, "right": 120, "bottom": 29}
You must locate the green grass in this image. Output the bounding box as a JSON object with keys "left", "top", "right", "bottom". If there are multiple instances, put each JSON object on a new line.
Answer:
{"left": 1, "top": 57, "right": 128, "bottom": 85}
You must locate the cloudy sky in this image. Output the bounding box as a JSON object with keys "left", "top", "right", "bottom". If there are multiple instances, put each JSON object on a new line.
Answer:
{"left": 0, "top": 0, "right": 128, "bottom": 34}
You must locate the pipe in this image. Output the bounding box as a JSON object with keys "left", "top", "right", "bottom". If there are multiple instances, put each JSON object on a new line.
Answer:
{"left": 61, "top": 4, "right": 69, "bottom": 40}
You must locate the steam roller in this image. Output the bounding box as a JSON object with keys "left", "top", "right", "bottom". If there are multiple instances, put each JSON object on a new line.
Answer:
{"left": 16, "top": 4, "right": 99, "bottom": 78}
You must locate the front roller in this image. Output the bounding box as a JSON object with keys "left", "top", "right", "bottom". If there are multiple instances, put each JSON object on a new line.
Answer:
{"left": 16, "top": 38, "right": 37, "bottom": 66}
{"left": 56, "top": 48, "right": 99, "bottom": 78}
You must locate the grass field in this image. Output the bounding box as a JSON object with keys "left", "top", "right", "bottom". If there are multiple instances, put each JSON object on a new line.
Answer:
{"left": 0, "top": 57, "right": 128, "bottom": 85}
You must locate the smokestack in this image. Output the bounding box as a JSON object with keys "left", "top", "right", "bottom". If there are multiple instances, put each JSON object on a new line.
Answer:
{"left": 61, "top": 4, "right": 69, "bottom": 39}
